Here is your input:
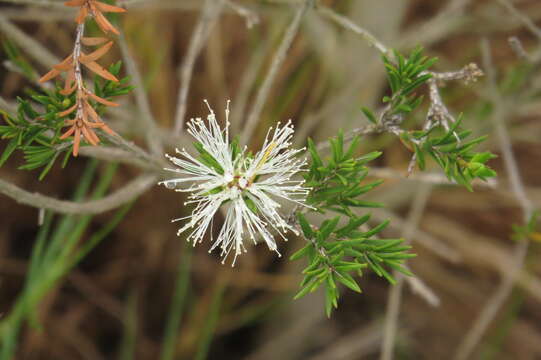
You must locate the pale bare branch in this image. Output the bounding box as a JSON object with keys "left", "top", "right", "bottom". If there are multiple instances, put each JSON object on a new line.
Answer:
{"left": 241, "top": 0, "right": 313, "bottom": 144}
{"left": 316, "top": 5, "right": 390, "bottom": 56}
{"left": 118, "top": 34, "right": 164, "bottom": 156}
{"left": 497, "top": 0, "right": 541, "bottom": 41}
{"left": 173, "top": 0, "right": 225, "bottom": 135}
{"left": 0, "top": 174, "right": 158, "bottom": 215}
{"left": 380, "top": 185, "right": 433, "bottom": 360}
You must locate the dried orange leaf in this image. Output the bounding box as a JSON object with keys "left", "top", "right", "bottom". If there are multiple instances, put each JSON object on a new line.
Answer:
{"left": 90, "top": 121, "right": 116, "bottom": 136}
{"left": 95, "top": 1, "right": 126, "bottom": 13}
{"left": 60, "top": 125, "right": 76, "bottom": 139}
{"left": 88, "top": 92, "right": 119, "bottom": 107}
{"left": 82, "top": 37, "right": 109, "bottom": 46}
{"left": 89, "top": 126, "right": 101, "bottom": 143}
{"left": 81, "top": 126, "right": 100, "bottom": 145}
{"left": 58, "top": 104, "right": 77, "bottom": 117}
{"left": 59, "top": 70, "right": 76, "bottom": 95}
{"left": 53, "top": 63, "right": 72, "bottom": 72}
{"left": 83, "top": 101, "right": 100, "bottom": 122}
{"left": 63, "top": 69, "right": 75, "bottom": 89}
{"left": 52, "top": 55, "right": 74, "bottom": 71}
{"left": 94, "top": 11, "right": 119, "bottom": 35}
{"left": 39, "top": 69, "right": 60, "bottom": 83}
{"left": 73, "top": 128, "right": 81, "bottom": 156}
{"left": 59, "top": 84, "right": 77, "bottom": 96}
{"left": 79, "top": 41, "right": 113, "bottom": 64}
{"left": 83, "top": 61, "right": 119, "bottom": 82}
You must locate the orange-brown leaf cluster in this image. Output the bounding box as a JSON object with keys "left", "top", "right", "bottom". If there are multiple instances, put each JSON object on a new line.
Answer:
{"left": 65, "top": 0, "right": 126, "bottom": 35}
{"left": 58, "top": 91, "right": 116, "bottom": 156}
{"left": 39, "top": 1, "right": 126, "bottom": 156}
{"left": 39, "top": 41, "right": 118, "bottom": 89}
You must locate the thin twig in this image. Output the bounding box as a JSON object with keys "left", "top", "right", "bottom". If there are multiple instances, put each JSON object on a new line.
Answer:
{"left": 380, "top": 184, "right": 433, "bottom": 360}
{"left": 508, "top": 37, "right": 532, "bottom": 61}
{"left": 78, "top": 146, "right": 157, "bottom": 171}
{"left": 423, "top": 213, "right": 541, "bottom": 303}
{"left": 398, "top": 0, "right": 471, "bottom": 48}
{"left": 230, "top": 37, "right": 271, "bottom": 135}
{"left": 373, "top": 209, "right": 462, "bottom": 264}
{"left": 118, "top": 33, "right": 164, "bottom": 156}
{"left": 224, "top": 0, "right": 259, "bottom": 28}
{"left": 241, "top": 0, "right": 313, "bottom": 144}
{"left": 307, "top": 322, "right": 385, "bottom": 360}
{"left": 453, "top": 38, "right": 534, "bottom": 360}
{"left": 0, "top": 173, "right": 158, "bottom": 215}
{"left": 496, "top": 0, "right": 541, "bottom": 41}
{"left": 173, "top": 0, "right": 225, "bottom": 135}
{"left": 99, "top": 130, "right": 158, "bottom": 166}
{"left": 369, "top": 167, "right": 497, "bottom": 189}
{"left": 316, "top": 5, "right": 390, "bottom": 56}
{"left": 402, "top": 267, "right": 440, "bottom": 307}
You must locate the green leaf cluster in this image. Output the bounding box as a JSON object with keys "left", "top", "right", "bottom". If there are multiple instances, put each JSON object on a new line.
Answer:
{"left": 293, "top": 132, "right": 414, "bottom": 316}
{"left": 305, "top": 131, "right": 383, "bottom": 215}
{"left": 93, "top": 61, "right": 134, "bottom": 102}
{"left": 403, "top": 116, "right": 497, "bottom": 190}
{"left": 361, "top": 47, "right": 497, "bottom": 190}
{"left": 0, "top": 61, "right": 132, "bottom": 179}
{"left": 361, "top": 46, "right": 437, "bottom": 124}
{"left": 291, "top": 212, "right": 413, "bottom": 317}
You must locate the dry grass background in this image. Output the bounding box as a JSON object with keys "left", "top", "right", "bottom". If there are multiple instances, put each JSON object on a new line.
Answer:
{"left": 1, "top": 0, "right": 541, "bottom": 359}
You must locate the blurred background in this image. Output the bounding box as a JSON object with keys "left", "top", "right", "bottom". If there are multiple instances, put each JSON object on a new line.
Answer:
{"left": 1, "top": 0, "right": 541, "bottom": 359}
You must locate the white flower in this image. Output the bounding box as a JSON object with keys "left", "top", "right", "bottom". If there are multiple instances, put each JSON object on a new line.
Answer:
{"left": 160, "top": 100, "right": 309, "bottom": 266}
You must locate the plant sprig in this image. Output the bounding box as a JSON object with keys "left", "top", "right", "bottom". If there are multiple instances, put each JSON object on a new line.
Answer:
{"left": 305, "top": 131, "right": 383, "bottom": 216}
{"left": 361, "top": 47, "right": 496, "bottom": 190}
{"left": 402, "top": 116, "right": 497, "bottom": 190}
{"left": 293, "top": 131, "right": 414, "bottom": 317}
{"left": 0, "top": 62, "right": 132, "bottom": 179}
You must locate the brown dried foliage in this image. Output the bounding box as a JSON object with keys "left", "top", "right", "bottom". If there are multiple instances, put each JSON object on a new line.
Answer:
{"left": 65, "top": 0, "right": 126, "bottom": 35}
{"left": 39, "top": 0, "right": 126, "bottom": 156}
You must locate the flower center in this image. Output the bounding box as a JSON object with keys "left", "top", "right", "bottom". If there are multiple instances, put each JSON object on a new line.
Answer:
{"left": 226, "top": 175, "right": 250, "bottom": 191}
{"left": 238, "top": 177, "right": 248, "bottom": 189}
